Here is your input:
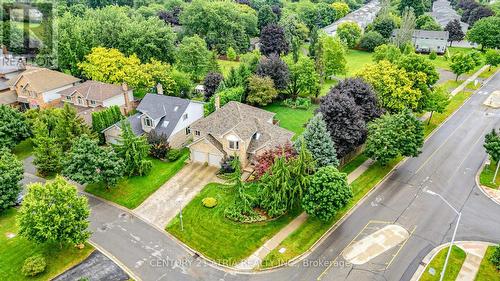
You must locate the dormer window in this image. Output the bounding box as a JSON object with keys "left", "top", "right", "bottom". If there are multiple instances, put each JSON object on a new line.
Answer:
{"left": 229, "top": 140, "right": 239, "bottom": 150}
{"left": 253, "top": 133, "right": 261, "bottom": 140}
{"left": 66, "top": 96, "right": 71, "bottom": 101}
{"left": 183, "top": 113, "right": 188, "bottom": 120}
{"left": 195, "top": 130, "right": 200, "bottom": 136}
{"left": 144, "top": 117, "right": 153, "bottom": 127}
{"left": 77, "top": 96, "right": 83, "bottom": 105}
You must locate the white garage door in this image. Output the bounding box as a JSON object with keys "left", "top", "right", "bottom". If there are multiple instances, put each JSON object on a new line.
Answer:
{"left": 208, "top": 154, "right": 223, "bottom": 168}
{"left": 192, "top": 150, "right": 207, "bottom": 163}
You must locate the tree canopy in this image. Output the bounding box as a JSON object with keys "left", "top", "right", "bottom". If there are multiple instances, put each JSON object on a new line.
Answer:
{"left": 467, "top": 16, "right": 500, "bottom": 50}
{"left": 299, "top": 113, "right": 339, "bottom": 168}
{"left": 0, "top": 148, "right": 23, "bottom": 212}
{"left": 0, "top": 105, "right": 30, "bottom": 149}
{"left": 113, "top": 121, "right": 152, "bottom": 176}
{"left": 336, "top": 22, "right": 362, "bottom": 49}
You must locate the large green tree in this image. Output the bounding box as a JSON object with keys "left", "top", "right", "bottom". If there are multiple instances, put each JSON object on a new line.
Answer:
{"left": 450, "top": 52, "right": 476, "bottom": 81}
{"left": 358, "top": 60, "right": 421, "bottom": 112}
{"left": 365, "top": 110, "right": 424, "bottom": 165}
{"left": 284, "top": 54, "right": 320, "bottom": 98}
{"left": 258, "top": 5, "right": 277, "bottom": 30}
{"left": 485, "top": 49, "right": 500, "bottom": 71}
{"left": 113, "top": 121, "right": 152, "bottom": 176}
{"left": 180, "top": 0, "right": 258, "bottom": 53}
{"left": 17, "top": 176, "right": 90, "bottom": 247}
{"left": 299, "top": 113, "right": 339, "bottom": 168}
{"left": 302, "top": 166, "right": 352, "bottom": 221}
{"left": 422, "top": 86, "right": 450, "bottom": 124}
{"left": 0, "top": 148, "right": 23, "bottom": 212}
{"left": 316, "top": 34, "right": 347, "bottom": 80}
{"left": 54, "top": 103, "right": 93, "bottom": 151}
{"left": 336, "top": 22, "right": 362, "bottom": 49}
{"left": 176, "top": 35, "right": 213, "bottom": 81}
{"left": 0, "top": 105, "right": 30, "bottom": 149}
{"left": 63, "top": 135, "right": 124, "bottom": 188}
{"left": 246, "top": 75, "right": 278, "bottom": 106}
{"left": 398, "top": 0, "right": 426, "bottom": 16}
{"left": 32, "top": 121, "right": 63, "bottom": 177}
{"left": 467, "top": 16, "right": 500, "bottom": 50}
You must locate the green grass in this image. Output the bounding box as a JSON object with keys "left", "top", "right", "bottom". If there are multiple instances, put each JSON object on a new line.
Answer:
{"left": 478, "top": 66, "right": 499, "bottom": 79}
{"left": 424, "top": 90, "right": 473, "bottom": 137}
{"left": 12, "top": 139, "right": 33, "bottom": 160}
{"left": 260, "top": 157, "right": 402, "bottom": 268}
{"left": 423, "top": 47, "right": 483, "bottom": 72}
{"left": 85, "top": 150, "right": 189, "bottom": 209}
{"left": 340, "top": 153, "right": 369, "bottom": 175}
{"left": 166, "top": 183, "right": 301, "bottom": 265}
{"left": 320, "top": 79, "right": 338, "bottom": 96}
{"left": 475, "top": 246, "right": 500, "bottom": 281}
{"left": 218, "top": 59, "right": 241, "bottom": 77}
{"left": 343, "top": 49, "right": 374, "bottom": 77}
{"left": 479, "top": 162, "right": 499, "bottom": 189}
{"left": 420, "top": 245, "right": 467, "bottom": 281}
{"left": 0, "top": 208, "right": 94, "bottom": 280}
{"left": 263, "top": 103, "right": 318, "bottom": 137}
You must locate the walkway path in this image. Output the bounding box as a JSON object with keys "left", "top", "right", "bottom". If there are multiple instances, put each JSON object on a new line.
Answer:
{"left": 134, "top": 162, "right": 222, "bottom": 229}
{"left": 236, "top": 157, "right": 374, "bottom": 270}
{"left": 456, "top": 242, "right": 488, "bottom": 281}
{"left": 450, "top": 65, "right": 489, "bottom": 97}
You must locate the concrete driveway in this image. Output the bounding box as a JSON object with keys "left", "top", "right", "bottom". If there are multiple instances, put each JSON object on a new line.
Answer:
{"left": 134, "top": 162, "right": 222, "bottom": 229}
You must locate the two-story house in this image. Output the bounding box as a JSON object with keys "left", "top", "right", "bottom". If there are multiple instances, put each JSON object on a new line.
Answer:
{"left": 58, "top": 80, "right": 134, "bottom": 124}
{"left": 188, "top": 101, "right": 294, "bottom": 168}
{"left": 103, "top": 93, "right": 204, "bottom": 148}
{"left": 10, "top": 67, "right": 80, "bottom": 109}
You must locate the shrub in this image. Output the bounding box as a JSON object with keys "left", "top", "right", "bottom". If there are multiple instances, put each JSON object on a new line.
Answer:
{"left": 282, "top": 97, "right": 312, "bottom": 109}
{"left": 202, "top": 197, "right": 218, "bottom": 208}
{"left": 220, "top": 156, "right": 236, "bottom": 174}
{"left": 22, "top": 255, "right": 47, "bottom": 277}
{"left": 147, "top": 131, "right": 170, "bottom": 159}
{"left": 429, "top": 51, "right": 437, "bottom": 60}
{"left": 253, "top": 142, "right": 297, "bottom": 178}
{"left": 359, "top": 31, "right": 386, "bottom": 52}
{"left": 227, "top": 47, "right": 237, "bottom": 61}
{"left": 167, "top": 149, "right": 183, "bottom": 162}
{"left": 491, "top": 244, "right": 500, "bottom": 270}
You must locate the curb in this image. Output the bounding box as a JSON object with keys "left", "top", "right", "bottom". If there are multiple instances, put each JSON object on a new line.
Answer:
{"left": 474, "top": 159, "right": 500, "bottom": 206}
{"left": 409, "top": 241, "right": 495, "bottom": 281}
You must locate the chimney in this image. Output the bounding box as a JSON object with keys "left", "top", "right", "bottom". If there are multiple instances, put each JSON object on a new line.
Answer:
{"left": 215, "top": 94, "right": 220, "bottom": 110}
{"left": 156, "top": 83, "right": 164, "bottom": 95}
{"left": 122, "top": 84, "right": 131, "bottom": 114}
{"left": 121, "top": 82, "right": 128, "bottom": 92}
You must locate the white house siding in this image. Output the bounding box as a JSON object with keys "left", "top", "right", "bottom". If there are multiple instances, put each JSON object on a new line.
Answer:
{"left": 42, "top": 84, "right": 75, "bottom": 102}
{"left": 170, "top": 102, "right": 204, "bottom": 136}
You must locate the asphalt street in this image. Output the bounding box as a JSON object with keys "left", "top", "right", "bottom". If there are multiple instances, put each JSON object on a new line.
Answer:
{"left": 87, "top": 71, "right": 500, "bottom": 281}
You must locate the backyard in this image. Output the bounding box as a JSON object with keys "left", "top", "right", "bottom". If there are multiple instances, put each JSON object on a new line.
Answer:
{"left": 166, "top": 183, "right": 301, "bottom": 265}
{"left": 85, "top": 150, "right": 189, "bottom": 209}
{"left": 0, "top": 208, "right": 94, "bottom": 281}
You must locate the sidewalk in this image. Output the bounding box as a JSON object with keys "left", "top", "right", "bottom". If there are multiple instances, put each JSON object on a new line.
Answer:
{"left": 450, "top": 65, "right": 489, "bottom": 97}
{"left": 410, "top": 241, "right": 493, "bottom": 281}
{"left": 235, "top": 158, "right": 374, "bottom": 270}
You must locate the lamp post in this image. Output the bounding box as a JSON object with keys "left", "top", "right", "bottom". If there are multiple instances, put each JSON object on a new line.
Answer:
{"left": 176, "top": 197, "right": 184, "bottom": 231}
{"left": 424, "top": 189, "right": 461, "bottom": 281}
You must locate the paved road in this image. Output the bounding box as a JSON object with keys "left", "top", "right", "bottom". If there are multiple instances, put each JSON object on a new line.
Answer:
{"left": 88, "top": 71, "right": 500, "bottom": 281}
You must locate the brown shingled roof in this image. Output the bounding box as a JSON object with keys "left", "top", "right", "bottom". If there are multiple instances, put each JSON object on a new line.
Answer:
{"left": 10, "top": 68, "right": 80, "bottom": 92}
{"left": 58, "top": 80, "right": 126, "bottom": 102}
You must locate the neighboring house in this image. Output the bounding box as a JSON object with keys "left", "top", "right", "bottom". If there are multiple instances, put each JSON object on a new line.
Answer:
{"left": 392, "top": 29, "right": 449, "bottom": 54}
{"left": 188, "top": 101, "right": 294, "bottom": 168}
{"left": 0, "top": 62, "right": 25, "bottom": 106}
{"left": 58, "top": 80, "right": 134, "bottom": 125}
{"left": 103, "top": 93, "right": 204, "bottom": 148}
{"left": 10, "top": 68, "right": 80, "bottom": 109}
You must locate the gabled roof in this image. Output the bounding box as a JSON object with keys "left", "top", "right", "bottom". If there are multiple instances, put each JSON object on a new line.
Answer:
{"left": 137, "top": 93, "right": 190, "bottom": 120}
{"left": 58, "top": 80, "right": 126, "bottom": 102}
{"left": 190, "top": 101, "right": 276, "bottom": 139}
{"left": 10, "top": 68, "right": 80, "bottom": 92}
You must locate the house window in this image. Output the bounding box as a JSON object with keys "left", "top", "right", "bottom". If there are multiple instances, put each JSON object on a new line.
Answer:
{"left": 186, "top": 127, "right": 191, "bottom": 135}
{"left": 183, "top": 113, "right": 188, "bottom": 120}
{"left": 229, "top": 140, "right": 239, "bottom": 150}
{"left": 195, "top": 130, "right": 200, "bottom": 136}
{"left": 90, "top": 100, "right": 96, "bottom": 105}
{"left": 77, "top": 96, "right": 83, "bottom": 105}
{"left": 144, "top": 117, "right": 153, "bottom": 127}
{"left": 253, "top": 133, "right": 261, "bottom": 140}
{"left": 66, "top": 96, "right": 71, "bottom": 101}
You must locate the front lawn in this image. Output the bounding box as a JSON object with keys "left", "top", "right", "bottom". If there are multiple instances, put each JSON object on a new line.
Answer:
{"left": 479, "top": 162, "right": 499, "bottom": 189}
{"left": 0, "top": 208, "right": 94, "bottom": 281}
{"left": 218, "top": 59, "right": 241, "bottom": 77}
{"left": 420, "top": 245, "right": 467, "bottom": 281}
{"left": 12, "top": 139, "right": 33, "bottom": 160}
{"left": 475, "top": 246, "right": 500, "bottom": 281}
{"left": 85, "top": 150, "right": 189, "bottom": 209}
{"left": 343, "top": 49, "right": 374, "bottom": 77}
{"left": 166, "top": 183, "right": 300, "bottom": 265}
{"left": 263, "top": 103, "right": 317, "bottom": 137}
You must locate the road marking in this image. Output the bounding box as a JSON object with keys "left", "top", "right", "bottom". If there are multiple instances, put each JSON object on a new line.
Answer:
{"left": 385, "top": 225, "right": 417, "bottom": 269}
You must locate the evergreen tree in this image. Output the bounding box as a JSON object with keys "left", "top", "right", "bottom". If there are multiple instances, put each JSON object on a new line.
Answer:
{"left": 0, "top": 148, "right": 23, "bottom": 212}
{"left": 17, "top": 176, "right": 90, "bottom": 247}
{"left": 258, "top": 5, "right": 278, "bottom": 30}
{"left": 63, "top": 135, "right": 124, "bottom": 188}
{"left": 302, "top": 166, "right": 352, "bottom": 221}
{"left": 54, "top": 103, "right": 93, "bottom": 151}
{"left": 0, "top": 105, "right": 30, "bottom": 149}
{"left": 32, "top": 121, "right": 63, "bottom": 176}
{"left": 299, "top": 113, "right": 339, "bottom": 168}
{"left": 113, "top": 121, "right": 152, "bottom": 176}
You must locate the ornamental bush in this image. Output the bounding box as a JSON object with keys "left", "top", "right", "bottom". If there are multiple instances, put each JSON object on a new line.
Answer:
{"left": 167, "top": 149, "right": 183, "bottom": 162}
{"left": 429, "top": 51, "right": 437, "bottom": 60}
{"left": 22, "top": 255, "right": 46, "bottom": 277}
{"left": 202, "top": 197, "right": 218, "bottom": 208}
{"left": 491, "top": 244, "right": 500, "bottom": 270}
